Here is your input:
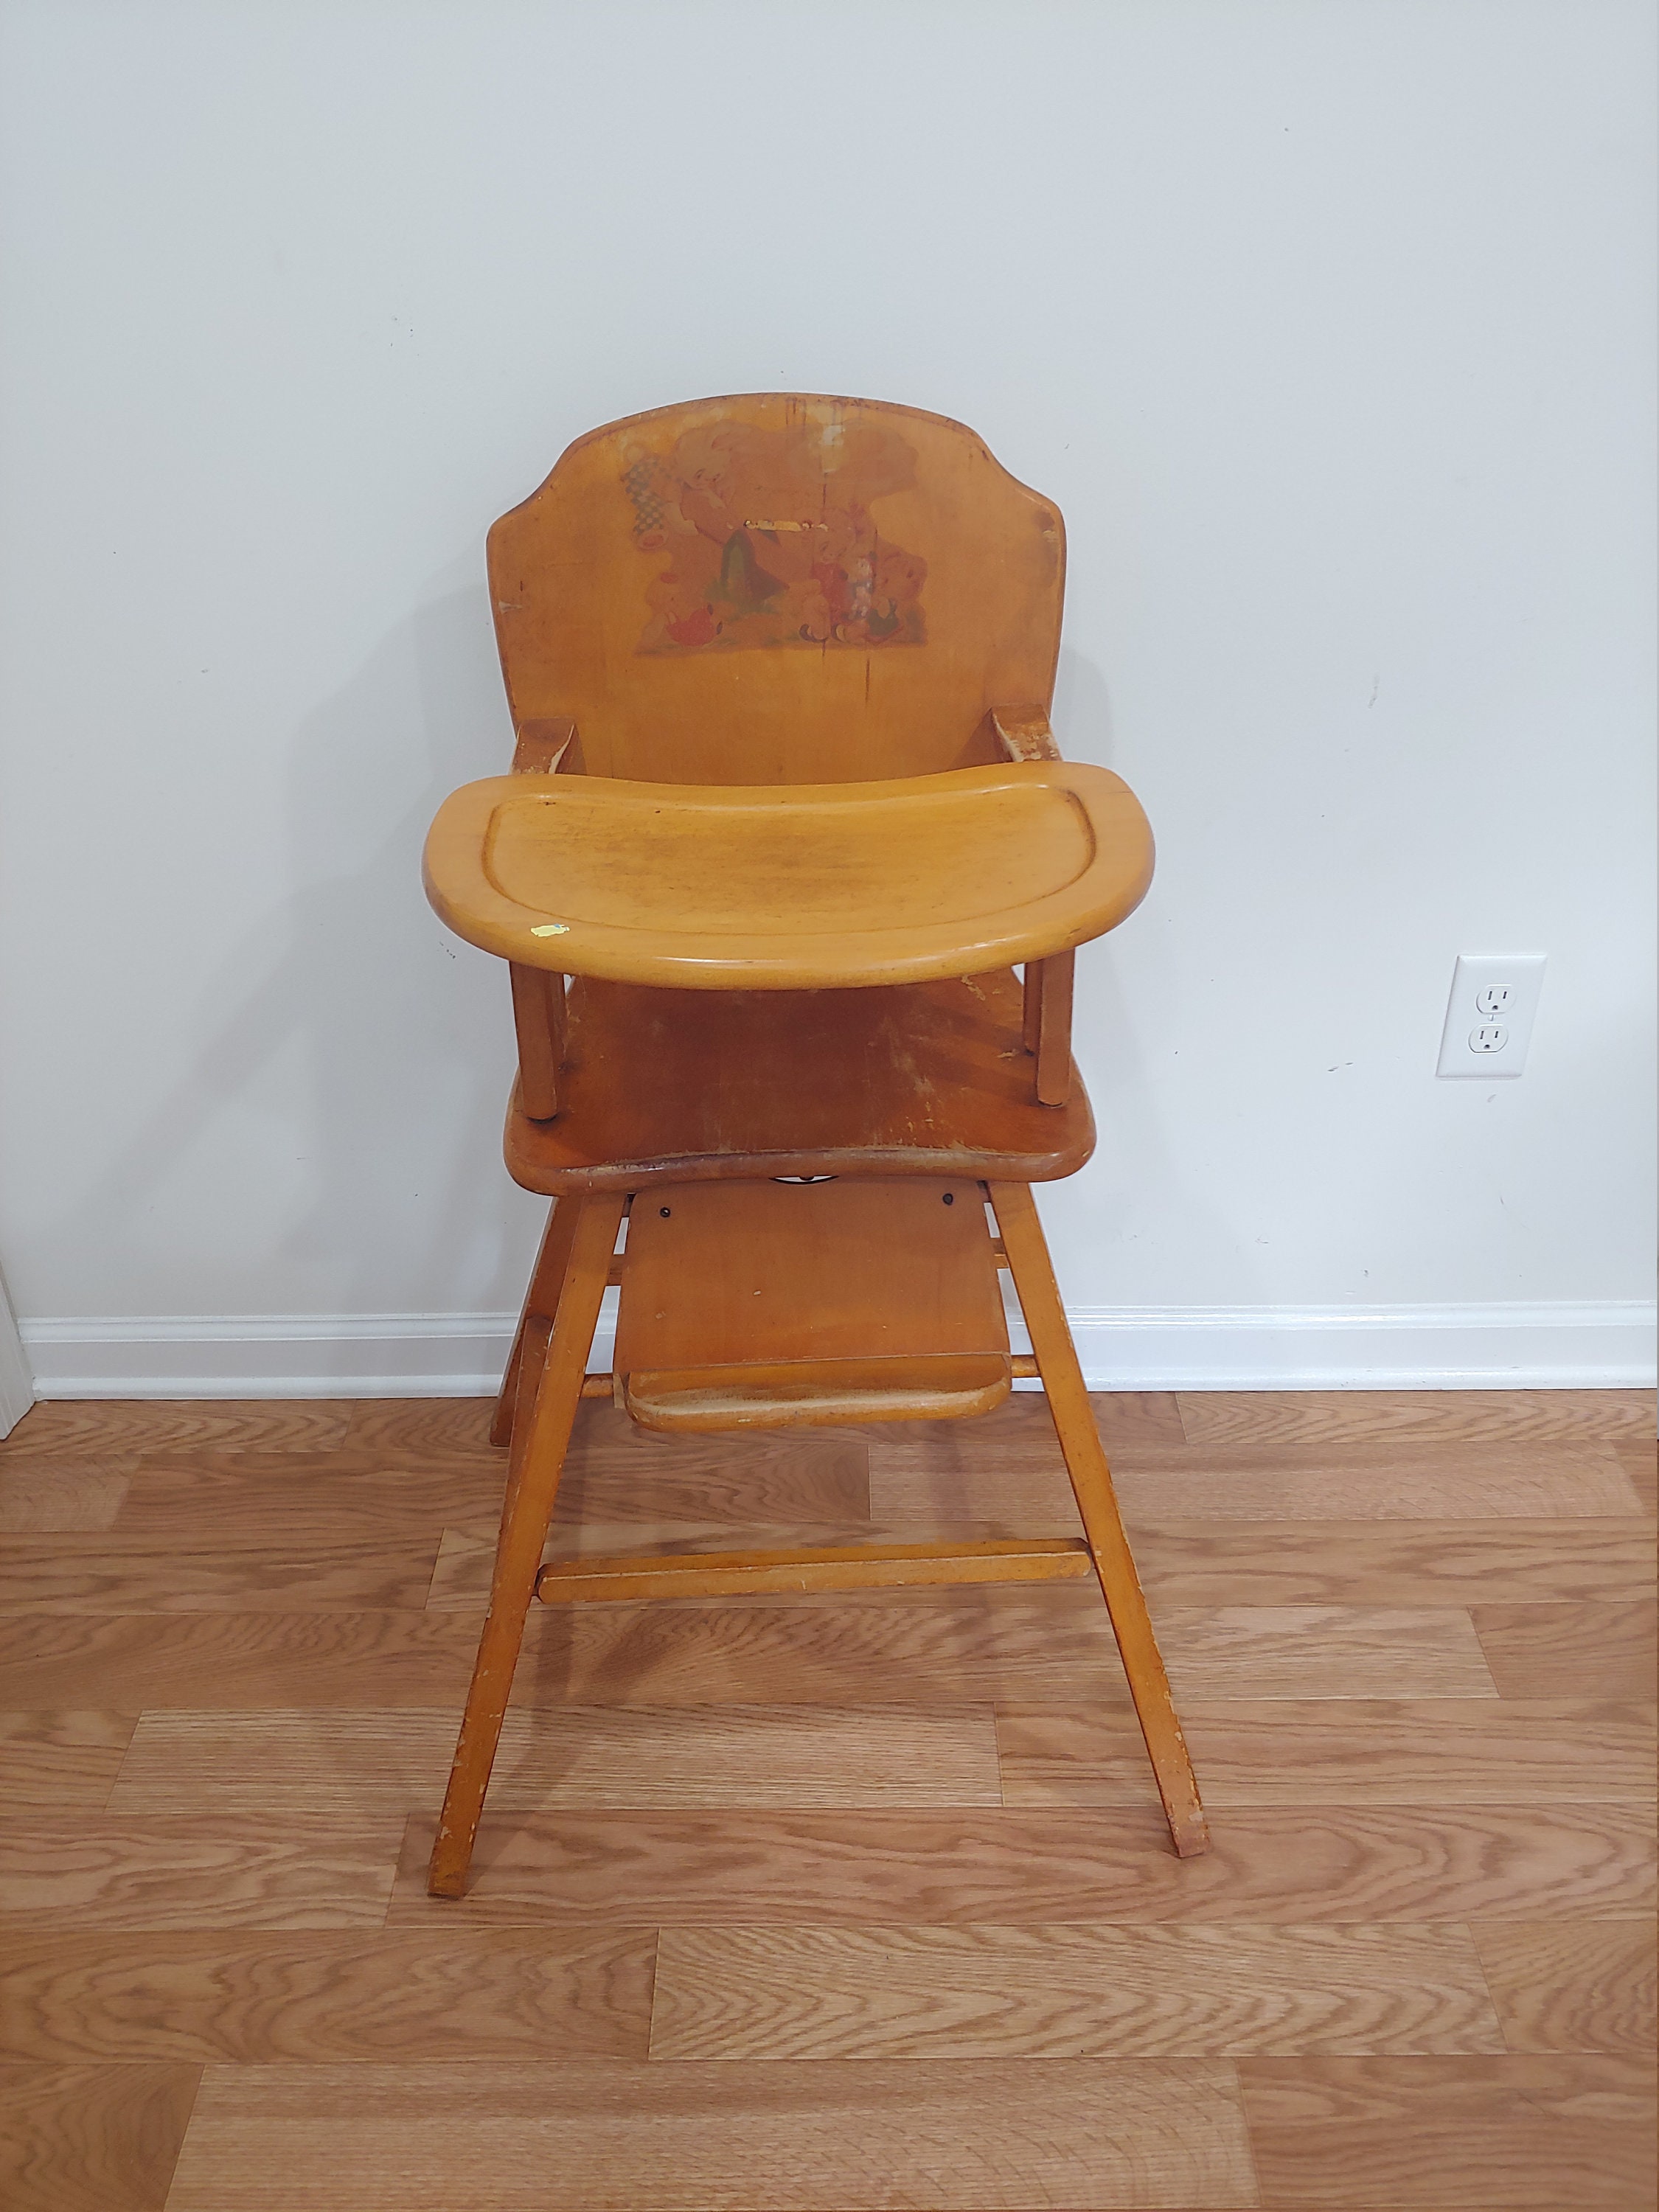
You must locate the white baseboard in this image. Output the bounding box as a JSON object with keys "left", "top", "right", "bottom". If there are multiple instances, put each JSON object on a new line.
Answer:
{"left": 18, "top": 1297, "right": 1655, "bottom": 1399}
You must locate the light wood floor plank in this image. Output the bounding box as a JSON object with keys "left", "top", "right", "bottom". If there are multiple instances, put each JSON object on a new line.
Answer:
{"left": 1470, "top": 1919, "right": 1658, "bottom": 2053}
{"left": 553, "top": 1403, "right": 872, "bottom": 1523}
{"left": 1178, "top": 1388, "right": 1655, "bottom": 1447}
{"left": 2, "top": 1386, "right": 1650, "bottom": 2212}
{"left": 110, "top": 1458, "right": 507, "bottom": 1545}
{"left": 417, "top": 1590, "right": 1496, "bottom": 1703}
{"left": 0, "top": 1815, "right": 403, "bottom": 1929}
{"left": 650, "top": 1922, "right": 1506, "bottom": 2059}
{"left": 1130, "top": 1518, "right": 1657, "bottom": 1607}
{"left": 0, "top": 1612, "right": 493, "bottom": 1708}
{"left": 0, "top": 1458, "right": 129, "bottom": 1532}
{"left": 105, "top": 1705, "right": 1004, "bottom": 1813}
{"left": 1472, "top": 1598, "right": 1658, "bottom": 1700}
{"left": 0, "top": 1534, "right": 442, "bottom": 1613}
{"left": 163, "top": 2056, "right": 1256, "bottom": 2211}
{"left": 0, "top": 1929, "right": 655, "bottom": 2063}
{"left": 386, "top": 1803, "right": 1656, "bottom": 1926}
{"left": 996, "top": 1700, "right": 1658, "bottom": 1806}
{"left": 0, "top": 1711, "right": 136, "bottom": 1807}
{"left": 1237, "top": 2051, "right": 1656, "bottom": 2206}
{"left": 872, "top": 1446, "right": 1649, "bottom": 1525}
{"left": 0, "top": 1400, "right": 353, "bottom": 1459}
{"left": 1613, "top": 1438, "right": 1657, "bottom": 1514}
{"left": 1158, "top": 1607, "right": 1495, "bottom": 1699}
{"left": 0, "top": 2060, "right": 200, "bottom": 2212}
{"left": 848, "top": 1391, "right": 1188, "bottom": 1461}
{"left": 342, "top": 1397, "right": 502, "bottom": 1460}
{"left": 432, "top": 1513, "right": 1656, "bottom": 1616}
{"left": 517, "top": 1586, "right": 1135, "bottom": 1704}
{"left": 428, "top": 1520, "right": 887, "bottom": 1610}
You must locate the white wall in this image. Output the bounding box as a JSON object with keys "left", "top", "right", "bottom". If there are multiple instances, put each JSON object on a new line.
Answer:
{"left": 1, "top": 0, "right": 1653, "bottom": 1392}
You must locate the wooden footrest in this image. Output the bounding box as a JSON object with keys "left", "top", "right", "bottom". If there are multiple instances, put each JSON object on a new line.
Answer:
{"left": 625, "top": 1353, "right": 1011, "bottom": 1430}
{"left": 615, "top": 1175, "right": 1011, "bottom": 1431}
{"left": 535, "top": 1537, "right": 1092, "bottom": 1604}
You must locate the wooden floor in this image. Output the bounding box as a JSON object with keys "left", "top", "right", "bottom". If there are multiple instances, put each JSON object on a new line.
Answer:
{"left": 0, "top": 1386, "right": 1652, "bottom": 2211}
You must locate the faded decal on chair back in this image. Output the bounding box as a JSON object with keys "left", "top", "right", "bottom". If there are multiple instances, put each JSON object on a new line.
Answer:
{"left": 621, "top": 419, "right": 928, "bottom": 654}
{"left": 488, "top": 393, "right": 1062, "bottom": 784}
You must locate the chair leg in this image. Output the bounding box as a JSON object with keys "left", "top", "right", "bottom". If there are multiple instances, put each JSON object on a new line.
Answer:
{"left": 489, "top": 1197, "right": 578, "bottom": 1447}
{"left": 428, "top": 1192, "right": 625, "bottom": 1898}
{"left": 987, "top": 1180, "right": 1210, "bottom": 1858}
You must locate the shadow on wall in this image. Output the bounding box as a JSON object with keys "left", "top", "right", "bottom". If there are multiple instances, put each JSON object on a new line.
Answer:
{"left": 1044, "top": 644, "right": 1257, "bottom": 1317}
{"left": 48, "top": 571, "right": 544, "bottom": 1337}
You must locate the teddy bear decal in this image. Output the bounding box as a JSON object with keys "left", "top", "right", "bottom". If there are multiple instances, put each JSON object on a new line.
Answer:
{"left": 621, "top": 417, "right": 928, "bottom": 654}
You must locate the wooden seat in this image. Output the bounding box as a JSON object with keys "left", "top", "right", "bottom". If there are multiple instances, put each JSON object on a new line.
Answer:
{"left": 501, "top": 970, "right": 1094, "bottom": 1194}
{"left": 422, "top": 392, "right": 1208, "bottom": 1898}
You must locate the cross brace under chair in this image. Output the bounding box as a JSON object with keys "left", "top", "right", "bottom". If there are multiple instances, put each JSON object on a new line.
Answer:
{"left": 420, "top": 392, "right": 1208, "bottom": 1896}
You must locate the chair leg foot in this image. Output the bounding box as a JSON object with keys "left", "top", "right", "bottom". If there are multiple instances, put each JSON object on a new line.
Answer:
{"left": 428, "top": 1194, "right": 624, "bottom": 1899}
{"left": 988, "top": 1180, "right": 1210, "bottom": 1858}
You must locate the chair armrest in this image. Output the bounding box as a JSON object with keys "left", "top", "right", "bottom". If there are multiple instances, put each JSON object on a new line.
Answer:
{"left": 512, "top": 717, "right": 583, "bottom": 775}
{"left": 991, "top": 705, "right": 1063, "bottom": 763}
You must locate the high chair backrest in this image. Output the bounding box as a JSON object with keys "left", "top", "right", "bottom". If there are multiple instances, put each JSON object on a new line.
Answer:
{"left": 488, "top": 393, "right": 1065, "bottom": 785}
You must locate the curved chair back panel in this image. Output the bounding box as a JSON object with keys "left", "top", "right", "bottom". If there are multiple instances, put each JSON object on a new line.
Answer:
{"left": 487, "top": 392, "right": 1065, "bottom": 785}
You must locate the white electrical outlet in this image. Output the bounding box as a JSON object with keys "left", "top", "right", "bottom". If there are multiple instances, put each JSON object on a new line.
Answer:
{"left": 1436, "top": 954, "right": 1546, "bottom": 1077}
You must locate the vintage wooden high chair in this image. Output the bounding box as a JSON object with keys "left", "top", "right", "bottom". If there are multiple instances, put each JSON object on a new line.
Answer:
{"left": 422, "top": 393, "right": 1208, "bottom": 1896}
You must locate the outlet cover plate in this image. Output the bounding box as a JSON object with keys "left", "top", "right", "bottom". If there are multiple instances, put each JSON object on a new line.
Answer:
{"left": 1436, "top": 953, "right": 1546, "bottom": 1078}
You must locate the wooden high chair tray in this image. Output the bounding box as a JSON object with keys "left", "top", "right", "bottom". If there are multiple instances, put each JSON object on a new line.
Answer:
{"left": 423, "top": 759, "right": 1152, "bottom": 990}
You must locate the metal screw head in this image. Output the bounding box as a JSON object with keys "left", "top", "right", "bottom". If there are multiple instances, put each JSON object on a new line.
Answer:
{"left": 659, "top": 1206, "right": 671, "bottom": 1218}
{"left": 942, "top": 1192, "right": 954, "bottom": 1206}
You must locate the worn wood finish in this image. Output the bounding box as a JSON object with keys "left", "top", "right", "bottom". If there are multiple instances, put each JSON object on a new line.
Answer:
{"left": 428, "top": 1195, "right": 624, "bottom": 1897}
{"left": 503, "top": 968, "right": 1094, "bottom": 1193}
{"left": 991, "top": 703, "right": 1064, "bottom": 764}
{"left": 426, "top": 760, "right": 1153, "bottom": 989}
{"left": 509, "top": 712, "right": 577, "bottom": 776}
{"left": 991, "top": 1180, "right": 1209, "bottom": 1857}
